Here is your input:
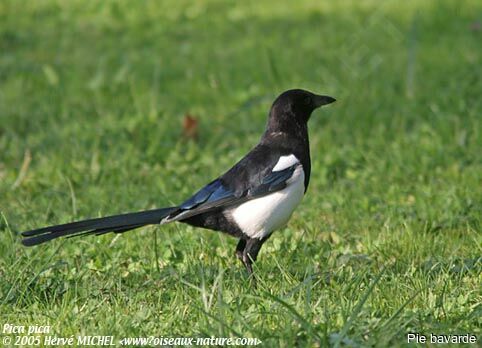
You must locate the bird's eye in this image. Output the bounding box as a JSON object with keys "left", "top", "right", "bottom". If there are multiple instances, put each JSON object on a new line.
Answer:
{"left": 303, "top": 97, "right": 312, "bottom": 105}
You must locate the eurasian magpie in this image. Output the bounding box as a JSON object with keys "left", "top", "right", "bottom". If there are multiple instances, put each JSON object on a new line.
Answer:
{"left": 21, "top": 89, "right": 336, "bottom": 274}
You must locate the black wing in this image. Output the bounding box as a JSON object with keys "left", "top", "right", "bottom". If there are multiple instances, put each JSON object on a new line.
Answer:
{"left": 164, "top": 163, "right": 298, "bottom": 222}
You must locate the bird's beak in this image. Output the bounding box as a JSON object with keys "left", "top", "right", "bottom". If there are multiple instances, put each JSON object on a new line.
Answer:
{"left": 313, "top": 95, "right": 336, "bottom": 108}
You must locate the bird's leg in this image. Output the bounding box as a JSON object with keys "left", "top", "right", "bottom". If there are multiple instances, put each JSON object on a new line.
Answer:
{"left": 241, "top": 236, "right": 270, "bottom": 276}
{"left": 235, "top": 239, "right": 246, "bottom": 261}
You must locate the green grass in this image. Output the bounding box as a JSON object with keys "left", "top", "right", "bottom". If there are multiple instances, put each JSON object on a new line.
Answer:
{"left": 1, "top": 0, "right": 481, "bottom": 346}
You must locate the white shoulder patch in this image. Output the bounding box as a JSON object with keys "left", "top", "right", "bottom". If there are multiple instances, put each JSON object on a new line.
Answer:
{"left": 272, "top": 154, "right": 300, "bottom": 172}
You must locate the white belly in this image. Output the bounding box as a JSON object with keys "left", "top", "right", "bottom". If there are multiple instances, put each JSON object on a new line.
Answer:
{"left": 229, "top": 166, "right": 305, "bottom": 239}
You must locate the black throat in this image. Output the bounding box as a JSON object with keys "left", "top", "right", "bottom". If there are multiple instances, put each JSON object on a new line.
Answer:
{"left": 261, "top": 108, "right": 311, "bottom": 192}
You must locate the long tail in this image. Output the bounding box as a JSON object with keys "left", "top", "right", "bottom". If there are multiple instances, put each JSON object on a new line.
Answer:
{"left": 21, "top": 207, "right": 178, "bottom": 247}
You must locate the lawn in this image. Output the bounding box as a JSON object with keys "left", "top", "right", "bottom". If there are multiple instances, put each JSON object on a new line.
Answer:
{"left": 0, "top": 0, "right": 481, "bottom": 346}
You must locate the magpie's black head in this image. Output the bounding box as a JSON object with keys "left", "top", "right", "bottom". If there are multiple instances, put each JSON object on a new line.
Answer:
{"left": 272, "top": 89, "right": 336, "bottom": 121}
{"left": 266, "top": 89, "right": 335, "bottom": 133}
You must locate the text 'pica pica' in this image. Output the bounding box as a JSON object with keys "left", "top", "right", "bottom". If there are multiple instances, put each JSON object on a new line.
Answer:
{"left": 21, "top": 89, "right": 336, "bottom": 275}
